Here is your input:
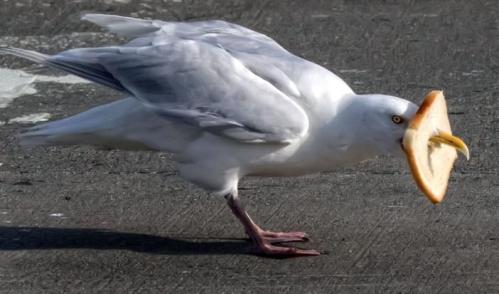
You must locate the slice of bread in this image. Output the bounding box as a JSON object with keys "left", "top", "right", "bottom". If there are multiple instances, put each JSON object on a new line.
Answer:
{"left": 403, "top": 91, "right": 458, "bottom": 204}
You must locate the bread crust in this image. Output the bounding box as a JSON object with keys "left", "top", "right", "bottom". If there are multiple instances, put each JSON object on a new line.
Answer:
{"left": 403, "top": 91, "right": 458, "bottom": 204}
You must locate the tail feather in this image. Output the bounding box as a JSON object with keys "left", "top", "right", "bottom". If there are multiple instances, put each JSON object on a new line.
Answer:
{"left": 48, "top": 54, "right": 127, "bottom": 92}
{"left": 0, "top": 46, "right": 127, "bottom": 93}
{"left": 18, "top": 118, "right": 86, "bottom": 147}
{"left": 0, "top": 46, "right": 50, "bottom": 63}
{"left": 17, "top": 98, "right": 200, "bottom": 152}
{"left": 19, "top": 126, "right": 152, "bottom": 151}
{"left": 81, "top": 13, "right": 161, "bottom": 37}
{"left": 18, "top": 130, "right": 58, "bottom": 147}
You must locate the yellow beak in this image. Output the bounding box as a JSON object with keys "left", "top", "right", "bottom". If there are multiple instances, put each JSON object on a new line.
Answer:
{"left": 429, "top": 130, "right": 470, "bottom": 160}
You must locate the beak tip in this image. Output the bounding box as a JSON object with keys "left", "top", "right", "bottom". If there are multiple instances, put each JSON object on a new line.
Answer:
{"left": 430, "top": 130, "right": 470, "bottom": 162}
{"left": 461, "top": 146, "right": 470, "bottom": 161}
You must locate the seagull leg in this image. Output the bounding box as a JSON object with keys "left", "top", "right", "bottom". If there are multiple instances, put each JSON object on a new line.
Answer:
{"left": 225, "top": 192, "right": 320, "bottom": 257}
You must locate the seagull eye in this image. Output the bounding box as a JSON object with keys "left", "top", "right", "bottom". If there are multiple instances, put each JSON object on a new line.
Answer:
{"left": 391, "top": 115, "right": 404, "bottom": 124}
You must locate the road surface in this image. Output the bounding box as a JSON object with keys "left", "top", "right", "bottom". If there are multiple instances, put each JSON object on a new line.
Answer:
{"left": 0, "top": 0, "right": 498, "bottom": 293}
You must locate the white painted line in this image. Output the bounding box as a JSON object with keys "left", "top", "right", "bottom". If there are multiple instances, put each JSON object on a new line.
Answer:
{"left": 339, "top": 69, "right": 368, "bottom": 74}
{"left": 0, "top": 68, "right": 89, "bottom": 109}
{"left": 8, "top": 112, "right": 51, "bottom": 124}
{"left": 49, "top": 213, "right": 64, "bottom": 217}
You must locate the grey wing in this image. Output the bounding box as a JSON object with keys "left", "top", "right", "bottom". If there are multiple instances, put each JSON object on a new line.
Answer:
{"left": 45, "top": 41, "right": 309, "bottom": 144}
{"left": 82, "top": 14, "right": 352, "bottom": 100}
{"left": 82, "top": 13, "right": 289, "bottom": 56}
{"left": 82, "top": 14, "right": 311, "bottom": 102}
{"left": 1, "top": 14, "right": 309, "bottom": 143}
{"left": 82, "top": 14, "right": 306, "bottom": 106}
{"left": 81, "top": 14, "right": 162, "bottom": 38}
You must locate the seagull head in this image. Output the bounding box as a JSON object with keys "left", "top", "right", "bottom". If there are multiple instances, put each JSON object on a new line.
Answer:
{"left": 344, "top": 94, "right": 419, "bottom": 158}
{"left": 344, "top": 94, "right": 468, "bottom": 160}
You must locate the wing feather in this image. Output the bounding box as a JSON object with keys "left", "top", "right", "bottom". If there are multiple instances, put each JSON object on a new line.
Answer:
{"left": 3, "top": 14, "right": 313, "bottom": 144}
{"left": 38, "top": 41, "right": 309, "bottom": 143}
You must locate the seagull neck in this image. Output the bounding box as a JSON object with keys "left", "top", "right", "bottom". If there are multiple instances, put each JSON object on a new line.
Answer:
{"left": 319, "top": 93, "right": 387, "bottom": 160}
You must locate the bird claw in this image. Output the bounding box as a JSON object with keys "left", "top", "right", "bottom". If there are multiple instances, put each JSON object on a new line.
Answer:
{"left": 252, "top": 242, "right": 320, "bottom": 257}
{"left": 260, "top": 230, "right": 310, "bottom": 244}
{"left": 247, "top": 229, "right": 319, "bottom": 257}
{"left": 226, "top": 193, "right": 319, "bottom": 257}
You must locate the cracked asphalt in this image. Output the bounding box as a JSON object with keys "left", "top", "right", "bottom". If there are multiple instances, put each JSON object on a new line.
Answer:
{"left": 0, "top": 0, "right": 498, "bottom": 293}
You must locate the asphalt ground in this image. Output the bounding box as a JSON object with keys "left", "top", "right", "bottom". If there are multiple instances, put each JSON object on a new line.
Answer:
{"left": 0, "top": 0, "right": 498, "bottom": 293}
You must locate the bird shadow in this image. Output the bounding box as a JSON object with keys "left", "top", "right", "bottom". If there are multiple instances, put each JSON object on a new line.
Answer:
{"left": 0, "top": 226, "right": 251, "bottom": 256}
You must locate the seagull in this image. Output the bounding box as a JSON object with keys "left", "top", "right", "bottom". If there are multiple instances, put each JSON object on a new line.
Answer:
{"left": 0, "top": 14, "right": 467, "bottom": 257}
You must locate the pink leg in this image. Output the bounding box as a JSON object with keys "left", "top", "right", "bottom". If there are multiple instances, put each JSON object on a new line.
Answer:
{"left": 225, "top": 193, "right": 320, "bottom": 257}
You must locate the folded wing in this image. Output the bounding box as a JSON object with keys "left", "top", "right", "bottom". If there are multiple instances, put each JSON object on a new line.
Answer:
{"left": 31, "top": 43, "right": 308, "bottom": 143}
{"left": 2, "top": 15, "right": 311, "bottom": 143}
